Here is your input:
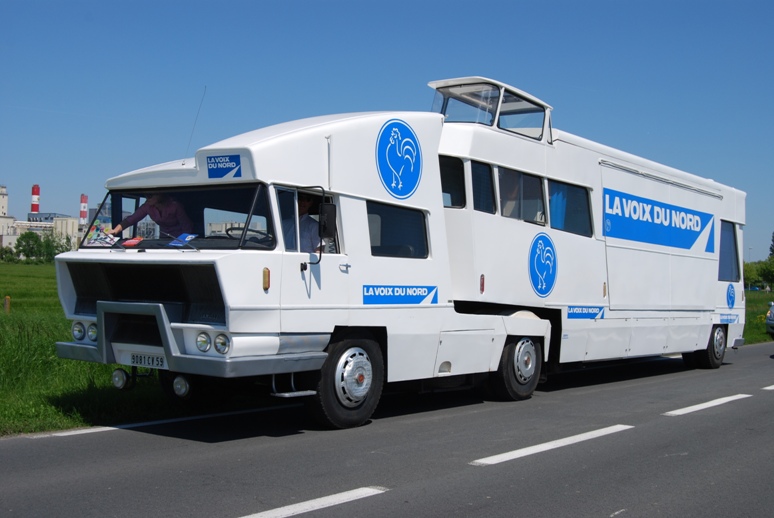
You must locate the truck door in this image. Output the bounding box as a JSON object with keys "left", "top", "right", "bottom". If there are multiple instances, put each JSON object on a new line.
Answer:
{"left": 276, "top": 188, "right": 350, "bottom": 335}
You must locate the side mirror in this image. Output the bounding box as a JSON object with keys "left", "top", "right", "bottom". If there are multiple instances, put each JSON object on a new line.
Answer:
{"left": 318, "top": 203, "right": 337, "bottom": 240}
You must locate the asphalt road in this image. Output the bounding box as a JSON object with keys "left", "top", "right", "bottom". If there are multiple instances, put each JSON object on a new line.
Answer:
{"left": 3, "top": 342, "right": 774, "bottom": 518}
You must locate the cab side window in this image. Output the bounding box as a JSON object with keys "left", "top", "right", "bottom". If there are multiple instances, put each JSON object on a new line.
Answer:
{"left": 367, "top": 201, "right": 428, "bottom": 258}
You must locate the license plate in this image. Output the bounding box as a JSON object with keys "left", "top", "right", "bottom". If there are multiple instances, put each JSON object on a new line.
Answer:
{"left": 130, "top": 353, "right": 166, "bottom": 369}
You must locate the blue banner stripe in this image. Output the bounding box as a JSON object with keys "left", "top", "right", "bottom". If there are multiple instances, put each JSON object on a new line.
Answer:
{"left": 603, "top": 188, "right": 713, "bottom": 250}
{"left": 363, "top": 285, "right": 438, "bottom": 305}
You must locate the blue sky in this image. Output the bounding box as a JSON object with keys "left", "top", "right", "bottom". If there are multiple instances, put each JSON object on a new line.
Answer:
{"left": 1, "top": 0, "right": 772, "bottom": 260}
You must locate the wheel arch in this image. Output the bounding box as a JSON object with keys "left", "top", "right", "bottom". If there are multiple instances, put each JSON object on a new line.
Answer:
{"left": 329, "top": 326, "right": 388, "bottom": 375}
{"left": 499, "top": 310, "right": 552, "bottom": 366}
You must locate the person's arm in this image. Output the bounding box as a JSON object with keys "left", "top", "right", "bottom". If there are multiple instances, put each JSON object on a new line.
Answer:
{"left": 109, "top": 203, "right": 149, "bottom": 235}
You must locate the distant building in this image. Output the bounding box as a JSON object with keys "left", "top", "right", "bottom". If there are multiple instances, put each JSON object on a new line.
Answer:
{"left": 0, "top": 185, "right": 18, "bottom": 249}
{"left": 27, "top": 212, "right": 71, "bottom": 223}
{"left": 0, "top": 186, "right": 78, "bottom": 250}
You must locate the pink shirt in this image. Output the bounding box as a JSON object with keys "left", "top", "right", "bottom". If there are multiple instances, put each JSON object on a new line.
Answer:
{"left": 121, "top": 198, "right": 193, "bottom": 237}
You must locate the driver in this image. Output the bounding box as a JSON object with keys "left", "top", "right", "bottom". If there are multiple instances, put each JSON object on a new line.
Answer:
{"left": 296, "top": 193, "right": 321, "bottom": 253}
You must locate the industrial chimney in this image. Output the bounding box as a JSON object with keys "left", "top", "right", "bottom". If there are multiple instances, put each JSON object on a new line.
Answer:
{"left": 79, "top": 194, "right": 88, "bottom": 225}
{"left": 31, "top": 184, "right": 40, "bottom": 214}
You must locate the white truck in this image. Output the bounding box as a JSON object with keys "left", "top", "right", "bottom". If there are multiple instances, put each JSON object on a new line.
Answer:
{"left": 56, "top": 77, "right": 746, "bottom": 428}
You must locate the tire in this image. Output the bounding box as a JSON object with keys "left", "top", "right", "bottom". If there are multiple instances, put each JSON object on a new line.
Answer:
{"left": 697, "top": 325, "right": 726, "bottom": 369}
{"left": 307, "top": 339, "right": 384, "bottom": 429}
{"left": 491, "top": 337, "right": 542, "bottom": 401}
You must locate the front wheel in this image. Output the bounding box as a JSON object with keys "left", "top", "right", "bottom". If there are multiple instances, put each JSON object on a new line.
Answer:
{"left": 307, "top": 339, "right": 384, "bottom": 429}
{"left": 697, "top": 325, "right": 726, "bottom": 369}
{"left": 490, "top": 337, "right": 542, "bottom": 401}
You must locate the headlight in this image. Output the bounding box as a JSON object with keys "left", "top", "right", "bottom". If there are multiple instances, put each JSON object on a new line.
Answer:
{"left": 214, "top": 334, "right": 230, "bottom": 354}
{"left": 196, "top": 332, "right": 211, "bottom": 352}
{"left": 72, "top": 322, "right": 85, "bottom": 341}
{"left": 87, "top": 323, "right": 98, "bottom": 342}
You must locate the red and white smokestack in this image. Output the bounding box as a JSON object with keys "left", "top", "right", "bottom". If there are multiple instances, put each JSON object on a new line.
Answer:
{"left": 79, "top": 194, "right": 88, "bottom": 225}
{"left": 31, "top": 184, "right": 40, "bottom": 213}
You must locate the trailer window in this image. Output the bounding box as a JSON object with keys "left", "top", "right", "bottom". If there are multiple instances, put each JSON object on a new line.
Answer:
{"left": 718, "top": 220, "right": 740, "bottom": 282}
{"left": 548, "top": 180, "right": 592, "bottom": 237}
{"left": 498, "top": 168, "right": 545, "bottom": 224}
{"left": 367, "top": 201, "right": 428, "bottom": 258}
{"left": 439, "top": 155, "right": 465, "bottom": 208}
{"left": 472, "top": 161, "right": 496, "bottom": 214}
{"left": 497, "top": 91, "right": 545, "bottom": 140}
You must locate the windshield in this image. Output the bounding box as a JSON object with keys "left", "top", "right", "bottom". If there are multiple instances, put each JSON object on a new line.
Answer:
{"left": 431, "top": 83, "right": 500, "bottom": 126}
{"left": 432, "top": 82, "right": 545, "bottom": 139}
{"left": 81, "top": 183, "right": 276, "bottom": 250}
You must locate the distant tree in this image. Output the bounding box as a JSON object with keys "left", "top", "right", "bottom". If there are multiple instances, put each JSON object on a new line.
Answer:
{"left": 770, "top": 231, "right": 774, "bottom": 257}
{"left": 14, "top": 232, "right": 43, "bottom": 261}
{"left": 744, "top": 261, "right": 761, "bottom": 288}
{"left": 0, "top": 245, "right": 17, "bottom": 263}
{"left": 41, "top": 231, "right": 73, "bottom": 262}
{"left": 759, "top": 257, "right": 774, "bottom": 286}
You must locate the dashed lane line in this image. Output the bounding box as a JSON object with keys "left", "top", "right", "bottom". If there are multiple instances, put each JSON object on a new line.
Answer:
{"left": 470, "top": 424, "right": 634, "bottom": 466}
{"left": 662, "top": 394, "right": 752, "bottom": 416}
{"left": 241, "top": 487, "right": 389, "bottom": 518}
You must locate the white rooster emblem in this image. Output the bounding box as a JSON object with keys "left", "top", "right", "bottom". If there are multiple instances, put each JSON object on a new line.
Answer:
{"left": 533, "top": 240, "right": 555, "bottom": 291}
{"left": 385, "top": 127, "right": 417, "bottom": 190}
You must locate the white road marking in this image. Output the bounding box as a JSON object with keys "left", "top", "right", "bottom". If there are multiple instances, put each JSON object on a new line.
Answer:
{"left": 762, "top": 385, "right": 774, "bottom": 391}
{"left": 662, "top": 394, "right": 752, "bottom": 416}
{"left": 242, "top": 487, "right": 388, "bottom": 518}
{"left": 28, "top": 405, "right": 300, "bottom": 439}
{"left": 470, "top": 424, "right": 634, "bottom": 466}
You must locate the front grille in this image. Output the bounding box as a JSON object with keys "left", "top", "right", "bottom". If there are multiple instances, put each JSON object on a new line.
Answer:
{"left": 108, "top": 313, "right": 163, "bottom": 346}
{"left": 67, "top": 262, "right": 225, "bottom": 325}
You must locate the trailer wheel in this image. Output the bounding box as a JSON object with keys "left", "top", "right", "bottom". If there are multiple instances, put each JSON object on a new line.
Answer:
{"left": 308, "top": 339, "right": 384, "bottom": 429}
{"left": 697, "top": 325, "right": 726, "bottom": 369}
{"left": 491, "top": 338, "right": 541, "bottom": 401}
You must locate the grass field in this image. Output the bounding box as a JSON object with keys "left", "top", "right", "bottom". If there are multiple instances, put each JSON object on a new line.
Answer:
{"left": 1, "top": 263, "right": 772, "bottom": 436}
{"left": 0, "top": 264, "right": 259, "bottom": 436}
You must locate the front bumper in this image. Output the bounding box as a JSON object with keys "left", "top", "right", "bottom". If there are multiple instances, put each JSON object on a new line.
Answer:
{"left": 56, "top": 301, "right": 327, "bottom": 378}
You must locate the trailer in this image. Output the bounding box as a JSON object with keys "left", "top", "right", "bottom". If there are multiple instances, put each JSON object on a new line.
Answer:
{"left": 56, "top": 77, "right": 746, "bottom": 428}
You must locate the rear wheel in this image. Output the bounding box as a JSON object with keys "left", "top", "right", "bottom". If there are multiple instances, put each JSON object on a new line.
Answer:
{"left": 697, "top": 325, "right": 726, "bottom": 369}
{"left": 491, "top": 337, "right": 542, "bottom": 400}
{"left": 307, "top": 339, "right": 384, "bottom": 429}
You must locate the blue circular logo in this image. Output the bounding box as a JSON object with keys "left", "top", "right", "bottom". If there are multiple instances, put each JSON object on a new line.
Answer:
{"left": 375, "top": 119, "right": 422, "bottom": 199}
{"left": 529, "top": 233, "right": 557, "bottom": 298}
{"left": 726, "top": 284, "right": 735, "bottom": 309}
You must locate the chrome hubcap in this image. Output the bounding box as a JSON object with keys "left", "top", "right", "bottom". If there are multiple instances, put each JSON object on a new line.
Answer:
{"left": 513, "top": 338, "right": 537, "bottom": 384}
{"left": 334, "top": 347, "right": 373, "bottom": 407}
{"left": 713, "top": 328, "right": 726, "bottom": 359}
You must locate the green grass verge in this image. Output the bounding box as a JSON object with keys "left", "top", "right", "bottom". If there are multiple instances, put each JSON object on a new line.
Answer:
{"left": 1, "top": 263, "right": 772, "bottom": 436}
{"left": 0, "top": 264, "right": 262, "bottom": 436}
{"left": 743, "top": 290, "right": 773, "bottom": 344}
